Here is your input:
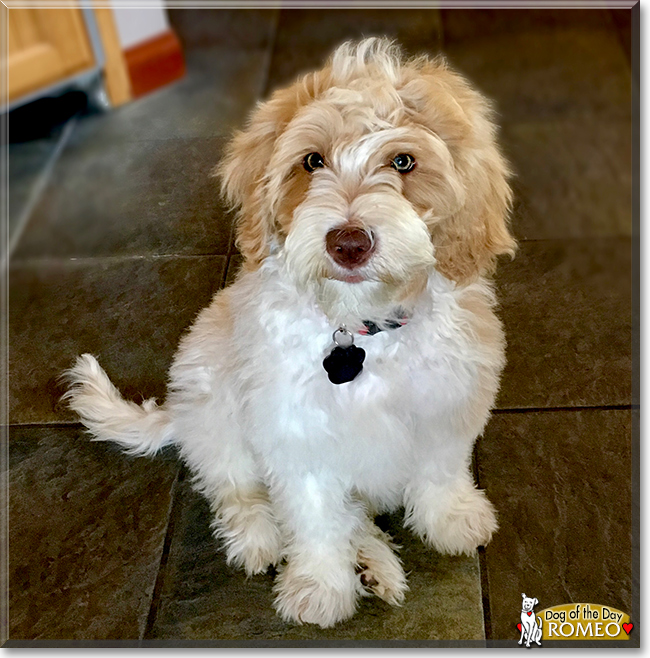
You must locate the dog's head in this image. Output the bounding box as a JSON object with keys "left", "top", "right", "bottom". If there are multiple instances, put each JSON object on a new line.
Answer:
{"left": 522, "top": 594, "right": 539, "bottom": 612}
{"left": 218, "top": 38, "right": 514, "bottom": 315}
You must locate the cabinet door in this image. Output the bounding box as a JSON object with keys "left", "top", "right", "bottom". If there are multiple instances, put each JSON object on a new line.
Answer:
{"left": 8, "top": 7, "right": 95, "bottom": 102}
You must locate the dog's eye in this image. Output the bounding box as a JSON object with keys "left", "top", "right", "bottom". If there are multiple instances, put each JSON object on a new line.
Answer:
{"left": 303, "top": 152, "right": 325, "bottom": 173}
{"left": 391, "top": 154, "right": 416, "bottom": 173}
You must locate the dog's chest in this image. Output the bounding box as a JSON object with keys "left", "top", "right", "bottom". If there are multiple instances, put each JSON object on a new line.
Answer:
{"left": 235, "top": 280, "right": 473, "bottom": 462}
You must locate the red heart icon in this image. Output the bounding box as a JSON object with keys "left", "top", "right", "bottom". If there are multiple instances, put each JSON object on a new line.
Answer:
{"left": 623, "top": 623, "right": 633, "bottom": 635}
{"left": 527, "top": 611, "right": 533, "bottom": 616}
{"left": 517, "top": 623, "right": 522, "bottom": 633}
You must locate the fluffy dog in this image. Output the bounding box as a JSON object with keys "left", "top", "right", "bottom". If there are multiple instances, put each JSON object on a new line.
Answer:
{"left": 64, "top": 38, "right": 515, "bottom": 628}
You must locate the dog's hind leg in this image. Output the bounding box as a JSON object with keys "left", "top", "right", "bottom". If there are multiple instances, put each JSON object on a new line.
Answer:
{"left": 405, "top": 473, "right": 497, "bottom": 556}
{"left": 208, "top": 481, "right": 282, "bottom": 576}
{"left": 185, "top": 445, "right": 282, "bottom": 577}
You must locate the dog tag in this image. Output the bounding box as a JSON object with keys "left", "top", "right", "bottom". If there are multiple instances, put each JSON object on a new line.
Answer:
{"left": 323, "top": 326, "right": 365, "bottom": 384}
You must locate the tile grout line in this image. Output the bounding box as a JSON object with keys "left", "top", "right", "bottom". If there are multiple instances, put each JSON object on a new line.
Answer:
{"left": 507, "top": 235, "right": 633, "bottom": 245}
{"left": 221, "top": 253, "right": 233, "bottom": 289}
{"left": 492, "top": 404, "right": 634, "bottom": 415}
{"left": 472, "top": 446, "right": 492, "bottom": 644}
{"left": 7, "top": 405, "right": 636, "bottom": 429}
{"left": 7, "top": 231, "right": 633, "bottom": 269}
{"left": 9, "top": 253, "right": 230, "bottom": 268}
{"left": 142, "top": 466, "right": 186, "bottom": 642}
{"left": 6, "top": 115, "right": 78, "bottom": 264}
{"left": 477, "top": 546, "right": 492, "bottom": 644}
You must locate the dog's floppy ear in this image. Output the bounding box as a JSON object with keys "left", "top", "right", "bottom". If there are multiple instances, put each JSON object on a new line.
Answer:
{"left": 533, "top": 598, "right": 538, "bottom": 606}
{"left": 216, "top": 73, "right": 328, "bottom": 268}
{"left": 216, "top": 113, "right": 276, "bottom": 267}
{"left": 404, "top": 58, "right": 516, "bottom": 285}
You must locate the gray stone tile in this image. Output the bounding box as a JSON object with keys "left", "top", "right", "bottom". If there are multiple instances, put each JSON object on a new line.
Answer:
{"left": 9, "top": 255, "right": 225, "bottom": 424}
{"left": 477, "top": 409, "right": 633, "bottom": 640}
{"left": 13, "top": 137, "right": 232, "bottom": 260}
{"left": 442, "top": 20, "right": 630, "bottom": 123}
{"left": 169, "top": 8, "right": 278, "bottom": 51}
{"left": 495, "top": 239, "right": 631, "bottom": 410}
{"left": 441, "top": 8, "right": 618, "bottom": 42}
{"left": 503, "top": 118, "right": 632, "bottom": 240}
{"left": 9, "top": 425, "right": 180, "bottom": 640}
{"left": 74, "top": 48, "right": 270, "bottom": 143}
{"left": 150, "top": 481, "right": 485, "bottom": 641}
{"left": 266, "top": 8, "right": 443, "bottom": 92}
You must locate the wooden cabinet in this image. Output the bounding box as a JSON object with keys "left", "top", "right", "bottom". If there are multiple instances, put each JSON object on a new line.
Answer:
{"left": 5, "top": 3, "right": 132, "bottom": 108}
{"left": 7, "top": 8, "right": 95, "bottom": 102}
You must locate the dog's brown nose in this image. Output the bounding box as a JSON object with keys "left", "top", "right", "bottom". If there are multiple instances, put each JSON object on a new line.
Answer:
{"left": 325, "top": 227, "right": 374, "bottom": 269}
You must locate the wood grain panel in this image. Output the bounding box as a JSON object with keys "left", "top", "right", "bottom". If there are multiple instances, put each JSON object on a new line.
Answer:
{"left": 11, "top": 8, "right": 40, "bottom": 50}
{"left": 8, "top": 16, "right": 20, "bottom": 55}
{"left": 33, "top": 8, "right": 93, "bottom": 73}
{"left": 7, "top": 7, "right": 95, "bottom": 102}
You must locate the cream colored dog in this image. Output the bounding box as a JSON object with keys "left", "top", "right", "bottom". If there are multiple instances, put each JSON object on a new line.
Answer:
{"left": 64, "top": 38, "right": 515, "bottom": 628}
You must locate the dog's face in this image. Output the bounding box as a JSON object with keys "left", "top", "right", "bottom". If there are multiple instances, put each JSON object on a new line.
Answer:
{"left": 219, "top": 39, "right": 514, "bottom": 319}
{"left": 522, "top": 594, "right": 539, "bottom": 612}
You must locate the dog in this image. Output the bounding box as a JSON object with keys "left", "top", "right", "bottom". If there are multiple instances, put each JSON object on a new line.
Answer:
{"left": 519, "top": 594, "right": 543, "bottom": 647}
{"left": 64, "top": 38, "right": 515, "bottom": 628}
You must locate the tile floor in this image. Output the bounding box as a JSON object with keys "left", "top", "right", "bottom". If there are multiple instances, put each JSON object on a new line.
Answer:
{"left": 6, "top": 6, "right": 637, "bottom": 647}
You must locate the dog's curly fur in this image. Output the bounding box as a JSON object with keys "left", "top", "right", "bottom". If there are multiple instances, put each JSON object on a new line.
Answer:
{"left": 64, "top": 38, "right": 515, "bottom": 628}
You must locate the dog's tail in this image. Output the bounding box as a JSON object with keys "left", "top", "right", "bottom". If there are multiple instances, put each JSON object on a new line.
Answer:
{"left": 62, "top": 354, "right": 173, "bottom": 456}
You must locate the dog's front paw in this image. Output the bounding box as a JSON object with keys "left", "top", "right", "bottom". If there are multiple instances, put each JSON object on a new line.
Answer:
{"left": 406, "top": 479, "right": 498, "bottom": 556}
{"left": 273, "top": 561, "right": 358, "bottom": 628}
{"left": 355, "top": 527, "right": 408, "bottom": 605}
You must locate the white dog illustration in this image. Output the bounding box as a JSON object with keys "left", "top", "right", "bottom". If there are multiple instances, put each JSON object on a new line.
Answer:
{"left": 519, "top": 593, "right": 543, "bottom": 647}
